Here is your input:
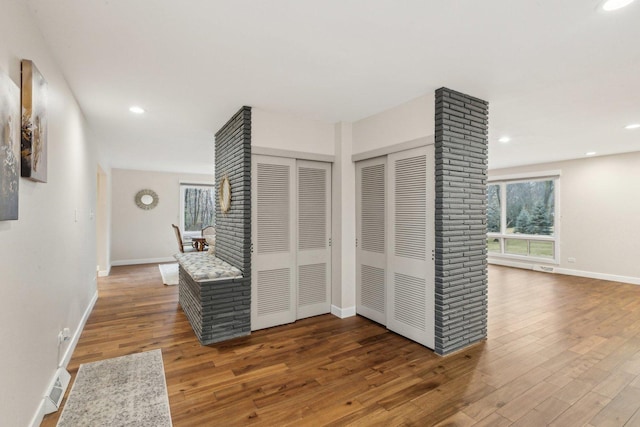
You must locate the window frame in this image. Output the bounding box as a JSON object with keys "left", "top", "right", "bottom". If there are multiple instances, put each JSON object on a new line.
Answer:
{"left": 179, "top": 181, "right": 215, "bottom": 240}
{"left": 487, "top": 171, "right": 560, "bottom": 264}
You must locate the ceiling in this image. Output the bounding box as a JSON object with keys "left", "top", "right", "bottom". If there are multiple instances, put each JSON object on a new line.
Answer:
{"left": 26, "top": 0, "right": 640, "bottom": 174}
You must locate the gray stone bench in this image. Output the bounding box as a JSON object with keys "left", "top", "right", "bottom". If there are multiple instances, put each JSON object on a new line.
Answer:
{"left": 174, "top": 252, "right": 250, "bottom": 345}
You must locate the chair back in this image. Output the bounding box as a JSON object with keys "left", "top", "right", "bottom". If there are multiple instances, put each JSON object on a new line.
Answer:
{"left": 172, "top": 224, "right": 185, "bottom": 253}
{"left": 202, "top": 226, "right": 215, "bottom": 237}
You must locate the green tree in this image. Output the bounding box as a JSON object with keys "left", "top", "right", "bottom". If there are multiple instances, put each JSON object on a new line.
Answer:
{"left": 515, "top": 208, "right": 531, "bottom": 234}
{"left": 530, "top": 202, "right": 551, "bottom": 235}
{"left": 487, "top": 185, "right": 501, "bottom": 232}
{"left": 505, "top": 180, "right": 554, "bottom": 230}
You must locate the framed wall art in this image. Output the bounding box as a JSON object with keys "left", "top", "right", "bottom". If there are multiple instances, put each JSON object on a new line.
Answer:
{"left": 0, "top": 72, "right": 20, "bottom": 221}
{"left": 21, "top": 59, "right": 48, "bottom": 183}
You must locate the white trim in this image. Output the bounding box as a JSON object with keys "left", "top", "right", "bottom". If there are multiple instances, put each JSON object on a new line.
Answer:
{"left": 60, "top": 290, "right": 98, "bottom": 368}
{"left": 29, "top": 397, "right": 47, "bottom": 427}
{"left": 554, "top": 268, "right": 640, "bottom": 286}
{"left": 331, "top": 305, "right": 356, "bottom": 318}
{"left": 111, "top": 257, "right": 175, "bottom": 266}
{"left": 489, "top": 258, "right": 640, "bottom": 286}
{"left": 98, "top": 265, "right": 111, "bottom": 277}
{"left": 489, "top": 169, "right": 561, "bottom": 182}
{"left": 488, "top": 233, "right": 555, "bottom": 241}
{"left": 29, "top": 289, "right": 99, "bottom": 427}
{"left": 489, "top": 257, "right": 546, "bottom": 270}
{"left": 489, "top": 251, "right": 558, "bottom": 265}
{"left": 488, "top": 175, "right": 560, "bottom": 264}
{"left": 179, "top": 183, "right": 216, "bottom": 237}
{"left": 252, "top": 146, "right": 335, "bottom": 163}
{"left": 351, "top": 135, "right": 434, "bottom": 162}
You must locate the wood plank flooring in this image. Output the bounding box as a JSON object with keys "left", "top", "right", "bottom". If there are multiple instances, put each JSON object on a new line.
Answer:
{"left": 42, "top": 264, "right": 640, "bottom": 426}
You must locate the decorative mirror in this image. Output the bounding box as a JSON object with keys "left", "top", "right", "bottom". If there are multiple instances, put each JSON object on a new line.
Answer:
{"left": 219, "top": 175, "right": 231, "bottom": 213}
{"left": 135, "top": 189, "right": 159, "bottom": 210}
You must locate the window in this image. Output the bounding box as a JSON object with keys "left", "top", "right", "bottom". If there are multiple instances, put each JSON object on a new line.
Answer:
{"left": 487, "top": 175, "right": 558, "bottom": 262}
{"left": 180, "top": 183, "right": 215, "bottom": 239}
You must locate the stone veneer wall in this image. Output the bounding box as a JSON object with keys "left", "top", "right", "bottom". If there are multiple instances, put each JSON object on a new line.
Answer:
{"left": 214, "top": 106, "right": 252, "bottom": 275}
{"left": 178, "top": 268, "right": 251, "bottom": 344}
{"left": 177, "top": 105, "right": 252, "bottom": 345}
{"left": 434, "top": 87, "right": 489, "bottom": 355}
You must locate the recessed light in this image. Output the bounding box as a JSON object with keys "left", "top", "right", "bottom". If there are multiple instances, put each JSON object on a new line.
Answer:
{"left": 498, "top": 137, "right": 510, "bottom": 143}
{"left": 585, "top": 151, "right": 597, "bottom": 156}
{"left": 625, "top": 123, "right": 640, "bottom": 129}
{"left": 129, "top": 106, "right": 145, "bottom": 114}
{"left": 602, "top": 0, "right": 635, "bottom": 11}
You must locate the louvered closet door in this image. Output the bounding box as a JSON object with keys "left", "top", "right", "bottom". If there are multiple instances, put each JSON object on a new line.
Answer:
{"left": 356, "top": 157, "right": 387, "bottom": 325}
{"left": 251, "top": 155, "right": 296, "bottom": 331}
{"left": 296, "top": 160, "right": 331, "bottom": 319}
{"left": 387, "top": 146, "right": 435, "bottom": 348}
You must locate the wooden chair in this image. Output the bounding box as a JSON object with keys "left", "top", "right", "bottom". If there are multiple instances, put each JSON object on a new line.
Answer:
{"left": 201, "top": 226, "right": 215, "bottom": 252}
{"left": 172, "top": 224, "right": 196, "bottom": 253}
{"left": 201, "top": 226, "right": 215, "bottom": 238}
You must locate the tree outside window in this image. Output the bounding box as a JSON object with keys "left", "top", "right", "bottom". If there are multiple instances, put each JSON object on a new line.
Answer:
{"left": 487, "top": 184, "right": 501, "bottom": 233}
{"left": 506, "top": 180, "right": 554, "bottom": 236}
{"left": 487, "top": 177, "right": 558, "bottom": 261}
{"left": 181, "top": 184, "right": 214, "bottom": 237}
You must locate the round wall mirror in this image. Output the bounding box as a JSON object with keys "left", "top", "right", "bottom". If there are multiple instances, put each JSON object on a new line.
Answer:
{"left": 140, "top": 194, "right": 154, "bottom": 205}
{"left": 135, "top": 189, "right": 159, "bottom": 210}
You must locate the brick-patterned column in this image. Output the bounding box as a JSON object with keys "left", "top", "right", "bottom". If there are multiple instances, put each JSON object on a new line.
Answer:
{"left": 214, "top": 106, "right": 251, "bottom": 276}
{"left": 210, "top": 106, "right": 251, "bottom": 339}
{"left": 434, "top": 88, "right": 488, "bottom": 355}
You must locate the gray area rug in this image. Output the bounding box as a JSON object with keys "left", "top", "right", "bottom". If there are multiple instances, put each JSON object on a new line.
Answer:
{"left": 159, "top": 263, "right": 178, "bottom": 286}
{"left": 57, "top": 349, "right": 172, "bottom": 427}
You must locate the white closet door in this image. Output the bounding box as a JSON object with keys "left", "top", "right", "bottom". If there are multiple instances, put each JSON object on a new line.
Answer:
{"left": 356, "top": 157, "right": 387, "bottom": 325}
{"left": 251, "top": 155, "right": 296, "bottom": 331}
{"left": 387, "top": 146, "right": 435, "bottom": 348}
{"left": 296, "top": 160, "right": 331, "bottom": 319}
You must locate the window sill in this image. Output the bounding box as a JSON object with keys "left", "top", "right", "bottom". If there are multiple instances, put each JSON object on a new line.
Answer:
{"left": 488, "top": 253, "right": 559, "bottom": 266}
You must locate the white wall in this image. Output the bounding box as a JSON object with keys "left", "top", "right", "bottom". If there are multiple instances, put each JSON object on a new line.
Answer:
{"left": 252, "top": 107, "right": 335, "bottom": 155}
{"left": 0, "top": 1, "right": 101, "bottom": 425}
{"left": 341, "top": 93, "right": 435, "bottom": 314}
{"left": 251, "top": 97, "right": 436, "bottom": 315}
{"left": 111, "top": 168, "right": 214, "bottom": 265}
{"left": 96, "top": 165, "right": 111, "bottom": 276}
{"left": 352, "top": 93, "right": 434, "bottom": 155}
{"left": 332, "top": 122, "right": 356, "bottom": 316}
{"left": 489, "top": 151, "right": 640, "bottom": 283}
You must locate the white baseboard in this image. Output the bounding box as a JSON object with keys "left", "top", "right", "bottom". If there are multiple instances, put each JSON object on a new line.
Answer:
{"left": 29, "top": 393, "right": 47, "bottom": 427}
{"left": 111, "top": 256, "right": 175, "bottom": 266}
{"left": 60, "top": 289, "right": 98, "bottom": 367}
{"left": 554, "top": 267, "right": 640, "bottom": 286}
{"left": 331, "top": 305, "right": 356, "bottom": 319}
{"left": 489, "top": 258, "right": 640, "bottom": 286}
{"left": 98, "top": 265, "right": 111, "bottom": 277}
{"left": 29, "top": 289, "right": 99, "bottom": 427}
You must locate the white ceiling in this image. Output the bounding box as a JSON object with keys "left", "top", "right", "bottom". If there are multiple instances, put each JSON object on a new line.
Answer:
{"left": 26, "top": 0, "right": 640, "bottom": 173}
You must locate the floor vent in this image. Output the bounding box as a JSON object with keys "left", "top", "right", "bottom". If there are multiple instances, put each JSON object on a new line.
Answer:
{"left": 44, "top": 368, "right": 71, "bottom": 414}
{"left": 533, "top": 265, "right": 555, "bottom": 273}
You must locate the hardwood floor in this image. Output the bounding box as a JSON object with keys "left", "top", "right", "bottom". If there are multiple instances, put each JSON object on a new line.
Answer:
{"left": 42, "top": 264, "right": 640, "bottom": 426}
